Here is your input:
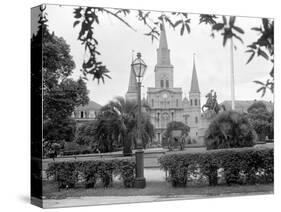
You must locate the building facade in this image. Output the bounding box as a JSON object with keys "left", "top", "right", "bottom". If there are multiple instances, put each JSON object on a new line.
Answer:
{"left": 72, "top": 101, "right": 102, "bottom": 126}
{"left": 126, "top": 23, "right": 202, "bottom": 143}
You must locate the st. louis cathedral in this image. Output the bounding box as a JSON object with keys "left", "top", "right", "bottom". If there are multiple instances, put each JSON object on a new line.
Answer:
{"left": 125, "top": 23, "right": 201, "bottom": 144}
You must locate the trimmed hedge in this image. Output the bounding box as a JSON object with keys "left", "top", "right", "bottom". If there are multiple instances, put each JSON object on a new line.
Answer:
{"left": 46, "top": 159, "right": 136, "bottom": 189}
{"left": 159, "top": 147, "right": 273, "bottom": 187}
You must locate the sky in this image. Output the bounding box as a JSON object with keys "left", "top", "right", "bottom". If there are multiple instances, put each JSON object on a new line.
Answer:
{"left": 32, "top": 4, "right": 274, "bottom": 106}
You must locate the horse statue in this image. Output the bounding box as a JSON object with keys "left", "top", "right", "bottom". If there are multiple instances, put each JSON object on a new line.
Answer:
{"left": 201, "top": 90, "right": 226, "bottom": 114}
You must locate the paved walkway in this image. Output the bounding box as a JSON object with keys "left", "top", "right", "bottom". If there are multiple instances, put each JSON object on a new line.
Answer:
{"left": 43, "top": 194, "right": 204, "bottom": 208}
{"left": 43, "top": 190, "right": 272, "bottom": 208}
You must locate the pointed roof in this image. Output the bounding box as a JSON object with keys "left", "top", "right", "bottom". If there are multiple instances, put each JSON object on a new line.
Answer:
{"left": 127, "top": 66, "right": 138, "bottom": 93}
{"left": 159, "top": 19, "right": 168, "bottom": 50}
{"left": 157, "top": 19, "right": 171, "bottom": 66}
{"left": 190, "top": 54, "right": 200, "bottom": 93}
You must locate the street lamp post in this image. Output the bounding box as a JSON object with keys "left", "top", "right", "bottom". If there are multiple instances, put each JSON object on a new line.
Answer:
{"left": 131, "top": 52, "right": 147, "bottom": 188}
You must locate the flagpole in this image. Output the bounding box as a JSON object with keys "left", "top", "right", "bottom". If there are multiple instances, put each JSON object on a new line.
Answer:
{"left": 230, "top": 37, "right": 235, "bottom": 110}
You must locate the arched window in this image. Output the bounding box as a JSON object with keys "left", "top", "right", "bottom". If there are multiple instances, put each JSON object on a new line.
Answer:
{"left": 160, "top": 80, "right": 164, "bottom": 88}
{"left": 152, "top": 99, "right": 154, "bottom": 107}
{"left": 80, "top": 111, "right": 84, "bottom": 118}
{"left": 195, "top": 99, "right": 197, "bottom": 106}
{"left": 195, "top": 116, "right": 198, "bottom": 124}
{"left": 176, "top": 99, "right": 179, "bottom": 107}
{"left": 166, "top": 80, "right": 169, "bottom": 88}
{"left": 171, "top": 112, "right": 174, "bottom": 121}
{"left": 190, "top": 99, "right": 193, "bottom": 106}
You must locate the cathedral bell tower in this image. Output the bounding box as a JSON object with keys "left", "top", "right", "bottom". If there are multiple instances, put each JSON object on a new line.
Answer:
{"left": 154, "top": 20, "right": 174, "bottom": 89}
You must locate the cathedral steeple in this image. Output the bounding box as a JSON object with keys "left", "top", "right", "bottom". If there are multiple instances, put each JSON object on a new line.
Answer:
{"left": 190, "top": 54, "right": 200, "bottom": 93}
{"left": 127, "top": 67, "right": 137, "bottom": 92}
{"left": 125, "top": 53, "right": 138, "bottom": 101}
{"left": 154, "top": 18, "right": 174, "bottom": 88}
{"left": 159, "top": 20, "right": 168, "bottom": 50}
{"left": 157, "top": 19, "right": 171, "bottom": 66}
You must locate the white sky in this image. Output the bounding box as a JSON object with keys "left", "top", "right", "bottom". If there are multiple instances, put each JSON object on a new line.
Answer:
{"left": 32, "top": 4, "right": 274, "bottom": 106}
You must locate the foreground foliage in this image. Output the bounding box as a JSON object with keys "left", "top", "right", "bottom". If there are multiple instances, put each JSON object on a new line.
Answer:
{"left": 46, "top": 159, "right": 135, "bottom": 189}
{"left": 33, "top": 10, "right": 89, "bottom": 156}
{"left": 93, "top": 97, "right": 154, "bottom": 155}
{"left": 159, "top": 147, "right": 273, "bottom": 187}
{"left": 205, "top": 111, "right": 256, "bottom": 150}
{"left": 246, "top": 101, "right": 274, "bottom": 141}
{"left": 162, "top": 121, "right": 190, "bottom": 147}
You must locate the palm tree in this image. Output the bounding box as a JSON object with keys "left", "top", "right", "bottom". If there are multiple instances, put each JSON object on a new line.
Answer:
{"left": 212, "top": 16, "right": 244, "bottom": 110}
{"left": 94, "top": 96, "right": 154, "bottom": 155}
{"left": 205, "top": 111, "right": 256, "bottom": 150}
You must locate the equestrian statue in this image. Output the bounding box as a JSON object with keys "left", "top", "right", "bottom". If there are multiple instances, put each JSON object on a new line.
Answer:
{"left": 201, "top": 90, "right": 226, "bottom": 114}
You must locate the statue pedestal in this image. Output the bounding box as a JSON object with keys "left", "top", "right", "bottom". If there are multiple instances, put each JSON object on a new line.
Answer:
{"left": 198, "top": 110, "right": 216, "bottom": 144}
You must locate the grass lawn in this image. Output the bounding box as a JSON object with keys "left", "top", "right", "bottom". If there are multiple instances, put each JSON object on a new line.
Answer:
{"left": 43, "top": 180, "right": 273, "bottom": 200}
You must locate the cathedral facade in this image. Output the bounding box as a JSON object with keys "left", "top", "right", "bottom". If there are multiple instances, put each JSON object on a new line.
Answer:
{"left": 126, "top": 23, "right": 202, "bottom": 144}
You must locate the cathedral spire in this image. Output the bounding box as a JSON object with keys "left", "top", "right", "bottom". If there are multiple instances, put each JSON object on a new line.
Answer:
{"left": 127, "top": 67, "right": 137, "bottom": 93}
{"left": 157, "top": 18, "right": 171, "bottom": 65}
{"left": 159, "top": 18, "right": 168, "bottom": 50}
{"left": 125, "top": 51, "right": 138, "bottom": 101}
{"left": 190, "top": 54, "right": 200, "bottom": 93}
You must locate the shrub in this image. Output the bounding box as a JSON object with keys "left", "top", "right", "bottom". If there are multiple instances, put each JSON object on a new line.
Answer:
{"left": 159, "top": 147, "right": 273, "bottom": 187}
{"left": 162, "top": 121, "right": 190, "bottom": 147}
{"left": 205, "top": 111, "right": 256, "bottom": 150}
{"left": 116, "top": 160, "right": 136, "bottom": 188}
{"left": 246, "top": 101, "right": 274, "bottom": 141}
{"left": 46, "top": 162, "right": 78, "bottom": 189}
{"left": 62, "top": 149, "right": 97, "bottom": 156}
{"left": 191, "top": 138, "right": 197, "bottom": 144}
{"left": 46, "top": 159, "right": 136, "bottom": 189}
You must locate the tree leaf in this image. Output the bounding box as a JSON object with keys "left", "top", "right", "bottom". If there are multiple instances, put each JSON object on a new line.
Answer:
{"left": 229, "top": 16, "right": 236, "bottom": 27}
{"left": 262, "top": 18, "right": 269, "bottom": 31}
{"left": 232, "top": 26, "right": 244, "bottom": 34}
{"left": 185, "top": 23, "right": 190, "bottom": 33}
{"left": 223, "top": 16, "right": 227, "bottom": 24}
{"left": 257, "top": 48, "right": 269, "bottom": 60}
{"left": 233, "top": 33, "right": 244, "bottom": 44}
{"left": 246, "top": 52, "right": 255, "bottom": 64}
{"left": 73, "top": 20, "right": 80, "bottom": 28}
{"left": 74, "top": 7, "right": 83, "bottom": 19}
{"left": 247, "top": 43, "right": 257, "bottom": 49}
{"left": 245, "top": 49, "right": 254, "bottom": 53}
{"left": 212, "top": 23, "right": 224, "bottom": 31}
{"left": 180, "top": 24, "right": 185, "bottom": 35}
{"left": 222, "top": 33, "right": 228, "bottom": 46}
{"left": 174, "top": 20, "right": 182, "bottom": 27}
{"left": 251, "top": 27, "right": 261, "bottom": 31}
{"left": 270, "top": 67, "right": 274, "bottom": 77}
{"left": 253, "top": 80, "right": 265, "bottom": 85}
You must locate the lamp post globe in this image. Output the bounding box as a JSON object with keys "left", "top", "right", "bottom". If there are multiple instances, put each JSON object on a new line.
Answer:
{"left": 131, "top": 52, "right": 147, "bottom": 82}
{"left": 131, "top": 52, "right": 147, "bottom": 188}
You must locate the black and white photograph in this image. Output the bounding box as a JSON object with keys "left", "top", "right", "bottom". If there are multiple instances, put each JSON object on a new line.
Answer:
{"left": 30, "top": 3, "right": 274, "bottom": 209}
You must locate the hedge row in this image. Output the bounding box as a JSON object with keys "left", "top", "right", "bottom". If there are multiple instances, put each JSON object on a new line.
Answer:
{"left": 62, "top": 149, "right": 97, "bottom": 156}
{"left": 159, "top": 147, "right": 273, "bottom": 187}
{"left": 46, "top": 159, "right": 136, "bottom": 189}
